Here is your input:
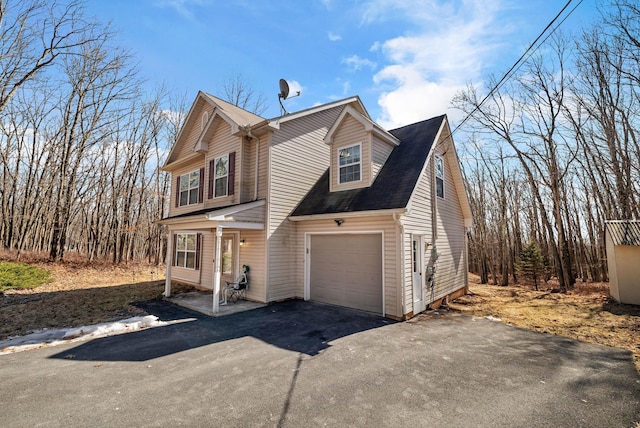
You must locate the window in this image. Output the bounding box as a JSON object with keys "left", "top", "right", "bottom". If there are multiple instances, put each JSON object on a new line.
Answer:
{"left": 179, "top": 170, "right": 201, "bottom": 206}
{"left": 175, "top": 233, "right": 199, "bottom": 269}
{"left": 201, "top": 111, "right": 209, "bottom": 131}
{"left": 338, "top": 144, "right": 361, "bottom": 184}
{"left": 208, "top": 152, "right": 235, "bottom": 199}
{"left": 214, "top": 154, "right": 229, "bottom": 198}
{"left": 435, "top": 156, "right": 444, "bottom": 198}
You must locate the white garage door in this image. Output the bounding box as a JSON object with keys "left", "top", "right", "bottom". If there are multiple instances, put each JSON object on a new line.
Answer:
{"left": 309, "top": 234, "right": 383, "bottom": 314}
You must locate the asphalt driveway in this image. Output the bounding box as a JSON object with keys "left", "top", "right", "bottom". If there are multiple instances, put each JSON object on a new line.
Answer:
{"left": 1, "top": 300, "right": 638, "bottom": 427}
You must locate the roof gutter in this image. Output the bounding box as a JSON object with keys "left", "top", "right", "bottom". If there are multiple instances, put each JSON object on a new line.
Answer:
{"left": 289, "top": 208, "right": 406, "bottom": 222}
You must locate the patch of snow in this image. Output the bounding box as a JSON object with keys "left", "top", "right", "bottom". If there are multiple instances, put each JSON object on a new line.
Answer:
{"left": 486, "top": 315, "right": 502, "bottom": 322}
{"left": 0, "top": 315, "right": 167, "bottom": 355}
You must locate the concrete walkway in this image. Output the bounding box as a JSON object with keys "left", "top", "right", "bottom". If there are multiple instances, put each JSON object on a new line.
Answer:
{"left": 1, "top": 300, "right": 638, "bottom": 427}
{"left": 165, "top": 290, "right": 265, "bottom": 316}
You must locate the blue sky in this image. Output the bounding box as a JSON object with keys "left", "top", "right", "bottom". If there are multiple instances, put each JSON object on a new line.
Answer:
{"left": 85, "top": 0, "right": 599, "bottom": 129}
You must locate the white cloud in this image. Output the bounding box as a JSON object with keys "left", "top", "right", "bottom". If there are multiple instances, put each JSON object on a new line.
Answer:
{"left": 360, "top": 0, "right": 511, "bottom": 128}
{"left": 328, "top": 32, "right": 342, "bottom": 41}
{"left": 154, "top": 0, "right": 206, "bottom": 20}
{"left": 283, "top": 80, "right": 303, "bottom": 98}
{"left": 343, "top": 55, "right": 377, "bottom": 72}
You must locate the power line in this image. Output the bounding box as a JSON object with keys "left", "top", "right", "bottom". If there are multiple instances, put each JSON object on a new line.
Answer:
{"left": 450, "top": 0, "right": 583, "bottom": 137}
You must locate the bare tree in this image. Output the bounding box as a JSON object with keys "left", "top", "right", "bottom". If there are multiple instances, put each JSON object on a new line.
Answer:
{"left": 220, "top": 73, "right": 269, "bottom": 115}
{"left": 0, "top": 0, "right": 97, "bottom": 113}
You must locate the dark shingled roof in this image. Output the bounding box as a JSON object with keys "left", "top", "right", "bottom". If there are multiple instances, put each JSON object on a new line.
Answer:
{"left": 291, "top": 115, "right": 445, "bottom": 217}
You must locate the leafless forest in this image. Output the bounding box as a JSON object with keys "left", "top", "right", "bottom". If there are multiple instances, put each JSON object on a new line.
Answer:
{"left": 0, "top": 0, "right": 638, "bottom": 292}
{"left": 455, "top": 1, "right": 640, "bottom": 290}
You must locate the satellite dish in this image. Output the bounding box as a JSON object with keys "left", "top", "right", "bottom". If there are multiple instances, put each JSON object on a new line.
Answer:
{"left": 279, "top": 79, "right": 290, "bottom": 100}
{"left": 277, "top": 78, "right": 300, "bottom": 115}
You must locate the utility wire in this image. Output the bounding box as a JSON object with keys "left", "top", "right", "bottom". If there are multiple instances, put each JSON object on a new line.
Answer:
{"left": 450, "top": 0, "right": 582, "bottom": 137}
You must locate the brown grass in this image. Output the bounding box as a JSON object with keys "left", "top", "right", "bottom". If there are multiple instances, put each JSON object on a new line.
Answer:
{"left": 450, "top": 274, "right": 640, "bottom": 372}
{"left": 0, "top": 251, "right": 195, "bottom": 340}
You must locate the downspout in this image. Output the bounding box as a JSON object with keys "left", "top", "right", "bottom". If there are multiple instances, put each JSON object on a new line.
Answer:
{"left": 428, "top": 154, "right": 438, "bottom": 307}
{"left": 393, "top": 212, "right": 405, "bottom": 317}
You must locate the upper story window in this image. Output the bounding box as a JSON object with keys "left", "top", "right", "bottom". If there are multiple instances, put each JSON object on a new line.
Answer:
{"left": 178, "top": 170, "right": 201, "bottom": 206}
{"left": 338, "top": 144, "right": 361, "bottom": 184}
{"left": 208, "top": 152, "right": 236, "bottom": 199}
{"left": 435, "top": 155, "right": 444, "bottom": 198}
{"left": 214, "top": 154, "right": 229, "bottom": 197}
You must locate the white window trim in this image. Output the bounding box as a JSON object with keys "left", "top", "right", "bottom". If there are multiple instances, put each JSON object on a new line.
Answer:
{"left": 337, "top": 142, "right": 362, "bottom": 185}
{"left": 175, "top": 232, "right": 198, "bottom": 270}
{"left": 435, "top": 155, "right": 445, "bottom": 199}
{"left": 179, "top": 170, "right": 200, "bottom": 207}
{"left": 214, "top": 153, "right": 229, "bottom": 198}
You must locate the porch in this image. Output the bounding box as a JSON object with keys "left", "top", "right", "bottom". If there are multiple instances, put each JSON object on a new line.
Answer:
{"left": 165, "top": 290, "right": 266, "bottom": 317}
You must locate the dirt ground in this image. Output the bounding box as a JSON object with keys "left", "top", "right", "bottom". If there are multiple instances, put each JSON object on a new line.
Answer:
{"left": 450, "top": 274, "right": 640, "bottom": 372}
{"left": 0, "top": 254, "right": 194, "bottom": 340}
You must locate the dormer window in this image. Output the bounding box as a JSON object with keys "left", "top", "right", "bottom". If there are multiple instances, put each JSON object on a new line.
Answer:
{"left": 338, "top": 144, "right": 361, "bottom": 184}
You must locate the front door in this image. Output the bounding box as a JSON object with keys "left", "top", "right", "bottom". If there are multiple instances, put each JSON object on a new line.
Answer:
{"left": 412, "top": 235, "right": 426, "bottom": 314}
{"left": 220, "top": 233, "right": 239, "bottom": 284}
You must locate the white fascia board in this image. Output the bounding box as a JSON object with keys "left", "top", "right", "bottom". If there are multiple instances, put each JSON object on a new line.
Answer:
{"left": 289, "top": 208, "right": 405, "bottom": 222}
{"left": 161, "top": 152, "right": 203, "bottom": 172}
{"left": 267, "top": 96, "right": 363, "bottom": 128}
{"left": 218, "top": 221, "right": 264, "bottom": 230}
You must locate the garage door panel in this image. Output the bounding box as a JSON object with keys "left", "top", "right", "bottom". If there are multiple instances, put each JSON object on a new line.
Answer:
{"left": 310, "top": 234, "right": 382, "bottom": 314}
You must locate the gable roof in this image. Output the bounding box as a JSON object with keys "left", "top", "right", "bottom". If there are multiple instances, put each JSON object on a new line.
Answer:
{"left": 324, "top": 105, "right": 399, "bottom": 146}
{"left": 201, "top": 92, "right": 264, "bottom": 128}
{"left": 163, "top": 91, "right": 266, "bottom": 169}
{"left": 291, "top": 115, "right": 446, "bottom": 217}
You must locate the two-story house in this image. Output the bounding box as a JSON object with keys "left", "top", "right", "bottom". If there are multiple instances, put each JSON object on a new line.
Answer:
{"left": 159, "top": 92, "right": 472, "bottom": 320}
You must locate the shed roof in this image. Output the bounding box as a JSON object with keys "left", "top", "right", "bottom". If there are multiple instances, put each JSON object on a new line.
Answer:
{"left": 606, "top": 220, "right": 640, "bottom": 246}
{"left": 290, "top": 115, "right": 445, "bottom": 216}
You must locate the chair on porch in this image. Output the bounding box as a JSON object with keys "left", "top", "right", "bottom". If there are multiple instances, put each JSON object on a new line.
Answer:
{"left": 223, "top": 265, "right": 249, "bottom": 303}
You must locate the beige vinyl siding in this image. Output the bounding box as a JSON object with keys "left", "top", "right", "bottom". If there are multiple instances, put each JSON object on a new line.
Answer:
{"left": 238, "top": 229, "right": 266, "bottom": 302}
{"left": 241, "top": 137, "right": 255, "bottom": 203}
{"left": 294, "top": 216, "right": 401, "bottom": 318}
{"left": 267, "top": 106, "right": 344, "bottom": 302}
{"left": 371, "top": 135, "right": 394, "bottom": 182}
{"left": 240, "top": 134, "right": 269, "bottom": 203}
{"left": 330, "top": 115, "right": 371, "bottom": 191}
{"left": 194, "top": 230, "right": 215, "bottom": 288}
{"left": 167, "top": 162, "right": 205, "bottom": 218}
{"left": 170, "top": 229, "right": 212, "bottom": 286}
{"left": 401, "top": 135, "right": 467, "bottom": 310}
{"left": 174, "top": 102, "right": 214, "bottom": 161}
{"left": 204, "top": 121, "right": 242, "bottom": 209}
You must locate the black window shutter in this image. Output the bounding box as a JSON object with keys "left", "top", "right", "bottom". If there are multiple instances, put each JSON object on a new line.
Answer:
{"left": 195, "top": 233, "right": 201, "bottom": 270}
{"left": 175, "top": 176, "right": 180, "bottom": 207}
{"left": 198, "top": 168, "right": 204, "bottom": 203}
{"left": 172, "top": 234, "right": 177, "bottom": 266}
{"left": 208, "top": 159, "right": 214, "bottom": 199}
{"left": 228, "top": 151, "right": 236, "bottom": 196}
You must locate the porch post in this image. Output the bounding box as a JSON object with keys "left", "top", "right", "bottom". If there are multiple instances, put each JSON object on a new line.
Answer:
{"left": 212, "top": 225, "right": 223, "bottom": 313}
{"left": 164, "top": 230, "right": 173, "bottom": 297}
